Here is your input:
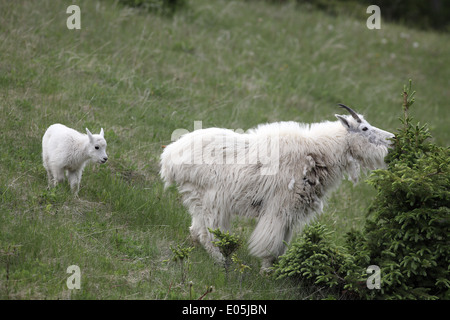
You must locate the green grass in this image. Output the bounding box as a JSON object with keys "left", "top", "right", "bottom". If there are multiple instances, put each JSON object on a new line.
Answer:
{"left": 0, "top": 0, "right": 449, "bottom": 299}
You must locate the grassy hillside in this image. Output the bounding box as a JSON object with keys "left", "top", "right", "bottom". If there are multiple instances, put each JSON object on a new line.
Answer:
{"left": 0, "top": 0, "right": 448, "bottom": 299}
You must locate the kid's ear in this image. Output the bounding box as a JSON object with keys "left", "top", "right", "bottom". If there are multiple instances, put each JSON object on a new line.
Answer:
{"left": 335, "top": 114, "right": 350, "bottom": 130}
{"left": 100, "top": 128, "right": 104, "bottom": 137}
{"left": 86, "top": 128, "right": 94, "bottom": 142}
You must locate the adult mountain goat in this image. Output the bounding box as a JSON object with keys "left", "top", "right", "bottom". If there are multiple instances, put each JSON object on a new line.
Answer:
{"left": 160, "top": 105, "right": 394, "bottom": 269}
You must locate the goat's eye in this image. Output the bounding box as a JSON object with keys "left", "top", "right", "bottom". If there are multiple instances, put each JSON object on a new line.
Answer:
{"left": 95, "top": 146, "right": 99, "bottom": 150}
{"left": 362, "top": 127, "right": 368, "bottom": 131}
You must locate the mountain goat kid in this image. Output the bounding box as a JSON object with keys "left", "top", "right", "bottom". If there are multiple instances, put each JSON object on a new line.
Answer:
{"left": 42, "top": 124, "right": 108, "bottom": 195}
{"left": 160, "top": 105, "right": 394, "bottom": 270}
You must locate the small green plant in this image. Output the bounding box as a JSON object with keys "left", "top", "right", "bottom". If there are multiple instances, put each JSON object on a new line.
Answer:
{"left": 232, "top": 254, "right": 251, "bottom": 274}
{"left": 273, "top": 223, "right": 356, "bottom": 298}
{"left": 208, "top": 228, "right": 242, "bottom": 281}
{"left": 165, "top": 244, "right": 194, "bottom": 284}
{"left": 34, "top": 187, "right": 67, "bottom": 215}
{"left": 232, "top": 253, "right": 251, "bottom": 293}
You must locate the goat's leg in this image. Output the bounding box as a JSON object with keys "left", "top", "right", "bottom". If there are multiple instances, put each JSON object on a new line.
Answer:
{"left": 67, "top": 169, "right": 82, "bottom": 195}
{"left": 45, "top": 168, "right": 54, "bottom": 189}
{"left": 191, "top": 208, "right": 228, "bottom": 264}
{"left": 248, "top": 212, "right": 293, "bottom": 271}
{"left": 51, "top": 167, "right": 65, "bottom": 187}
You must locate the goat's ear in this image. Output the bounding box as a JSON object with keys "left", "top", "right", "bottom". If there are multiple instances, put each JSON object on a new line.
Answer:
{"left": 100, "top": 128, "right": 104, "bottom": 137}
{"left": 86, "top": 128, "right": 94, "bottom": 142}
{"left": 335, "top": 114, "right": 350, "bottom": 129}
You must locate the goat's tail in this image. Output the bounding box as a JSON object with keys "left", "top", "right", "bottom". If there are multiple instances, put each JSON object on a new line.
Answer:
{"left": 160, "top": 152, "right": 174, "bottom": 189}
{"left": 160, "top": 140, "right": 183, "bottom": 189}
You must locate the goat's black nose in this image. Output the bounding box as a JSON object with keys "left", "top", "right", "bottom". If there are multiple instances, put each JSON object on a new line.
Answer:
{"left": 103, "top": 157, "right": 108, "bottom": 162}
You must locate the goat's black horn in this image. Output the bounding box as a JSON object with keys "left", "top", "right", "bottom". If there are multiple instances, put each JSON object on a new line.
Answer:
{"left": 338, "top": 104, "right": 362, "bottom": 123}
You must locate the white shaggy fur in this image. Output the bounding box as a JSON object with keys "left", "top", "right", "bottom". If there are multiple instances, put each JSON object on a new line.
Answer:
{"left": 160, "top": 111, "right": 394, "bottom": 269}
{"left": 42, "top": 124, "right": 108, "bottom": 195}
